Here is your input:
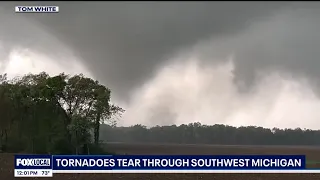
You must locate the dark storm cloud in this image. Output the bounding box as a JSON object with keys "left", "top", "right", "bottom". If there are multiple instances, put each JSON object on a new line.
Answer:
{"left": 191, "top": 2, "right": 320, "bottom": 93}
{"left": 0, "top": 1, "right": 290, "bottom": 100}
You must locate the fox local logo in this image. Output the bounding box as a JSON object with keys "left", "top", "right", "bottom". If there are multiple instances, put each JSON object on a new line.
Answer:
{"left": 16, "top": 158, "right": 51, "bottom": 166}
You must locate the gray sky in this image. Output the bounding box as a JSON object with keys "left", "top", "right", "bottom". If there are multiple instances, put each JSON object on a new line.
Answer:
{"left": 1, "top": 2, "right": 320, "bottom": 129}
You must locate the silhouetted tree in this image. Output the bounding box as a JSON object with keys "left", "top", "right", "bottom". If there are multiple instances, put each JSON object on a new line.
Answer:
{"left": 0, "top": 72, "right": 123, "bottom": 154}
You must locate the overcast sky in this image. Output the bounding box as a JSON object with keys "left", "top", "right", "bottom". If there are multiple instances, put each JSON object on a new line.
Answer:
{"left": 1, "top": 2, "right": 320, "bottom": 129}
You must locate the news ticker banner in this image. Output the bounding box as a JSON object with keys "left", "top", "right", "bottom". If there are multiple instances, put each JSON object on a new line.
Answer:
{"left": 14, "top": 155, "right": 320, "bottom": 177}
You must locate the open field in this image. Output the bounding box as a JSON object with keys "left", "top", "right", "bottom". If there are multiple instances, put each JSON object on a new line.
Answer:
{"left": 1, "top": 143, "right": 320, "bottom": 180}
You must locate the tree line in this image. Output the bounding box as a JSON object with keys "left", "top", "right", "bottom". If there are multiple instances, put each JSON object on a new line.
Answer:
{"left": 100, "top": 123, "right": 320, "bottom": 145}
{"left": 0, "top": 72, "right": 124, "bottom": 154}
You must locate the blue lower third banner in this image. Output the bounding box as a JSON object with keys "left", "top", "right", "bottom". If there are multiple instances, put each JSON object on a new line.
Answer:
{"left": 14, "top": 155, "right": 315, "bottom": 177}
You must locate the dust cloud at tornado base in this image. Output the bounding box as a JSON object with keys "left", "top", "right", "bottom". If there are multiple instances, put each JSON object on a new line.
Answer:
{"left": 1, "top": 2, "right": 320, "bottom": 129}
